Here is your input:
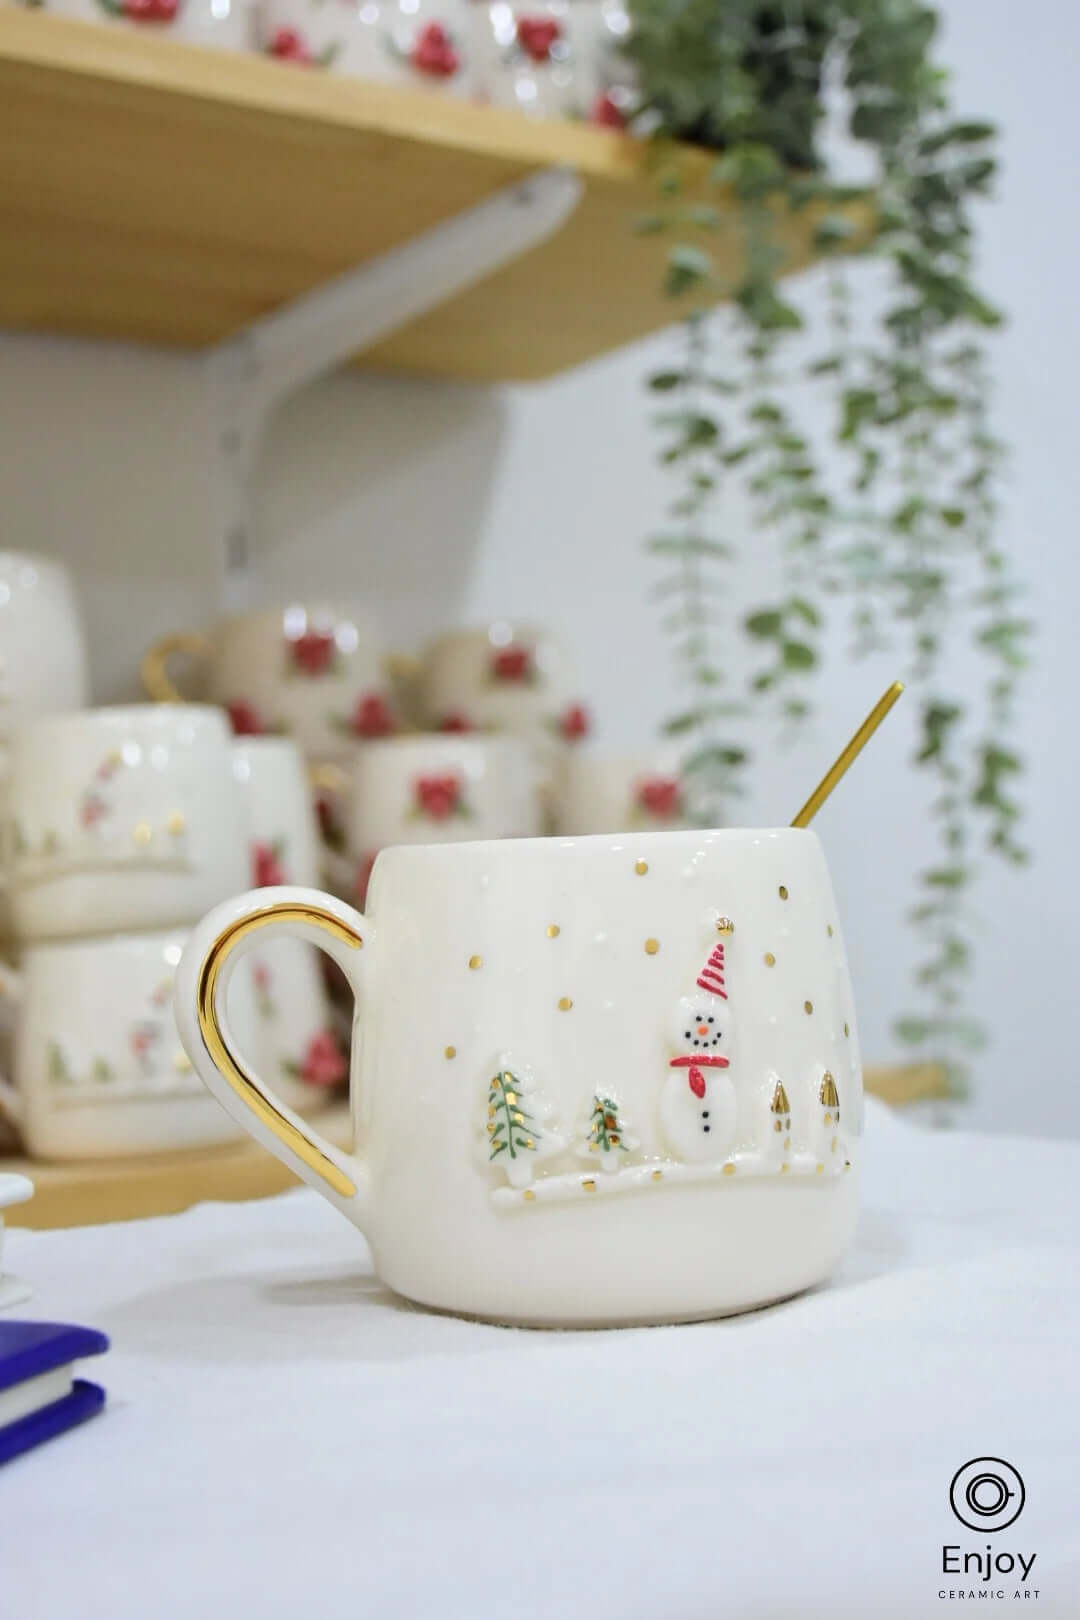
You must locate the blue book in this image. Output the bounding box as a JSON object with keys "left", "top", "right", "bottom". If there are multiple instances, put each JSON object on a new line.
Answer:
{"left": 0, "top": 1321, "right": 108, "bottom": 1466}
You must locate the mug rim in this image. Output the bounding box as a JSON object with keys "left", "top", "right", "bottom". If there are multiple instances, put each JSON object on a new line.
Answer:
{"left": 372, "top": 823, "right": 819, "bottom": 865}
{"left": 8, "top": 702, "right": 230, "bottom": 745}
{"left": 351, "top": 732, "right": 534, "bottom": 763}
{"left": 423, "top": 622, "right": 560, "bottom": 655}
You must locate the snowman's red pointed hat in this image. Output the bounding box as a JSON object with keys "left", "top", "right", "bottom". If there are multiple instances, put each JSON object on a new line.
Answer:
{"left": 696, "top": 942, "right": 728, "bottom": 998}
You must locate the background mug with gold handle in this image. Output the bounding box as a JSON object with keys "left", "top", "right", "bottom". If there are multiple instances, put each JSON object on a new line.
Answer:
{"left": 142, "top": 604, "right": 397, "bottom": 759}
{"left": 174, "top": 828, "right": 863, "bottom": 1327}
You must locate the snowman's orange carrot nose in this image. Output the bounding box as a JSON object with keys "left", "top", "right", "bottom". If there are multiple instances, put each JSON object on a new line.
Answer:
{"left": 698, "top": 1024, "right": 710, "bottom": 1035}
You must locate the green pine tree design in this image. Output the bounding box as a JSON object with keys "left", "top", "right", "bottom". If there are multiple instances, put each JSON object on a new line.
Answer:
{"left": 487, "top": 1069, "right": 537, "bottom": 1166}
{"left": 485, "top": 1062, "right": 566, "bottom": 1190}
{"left": 579, "top": 1092, "right": 639, "bottom": 1172}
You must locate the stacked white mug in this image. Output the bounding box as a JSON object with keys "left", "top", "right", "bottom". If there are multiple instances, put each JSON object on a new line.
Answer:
{"left": 0, "top": 703, "right": 256, "bottom": 1158}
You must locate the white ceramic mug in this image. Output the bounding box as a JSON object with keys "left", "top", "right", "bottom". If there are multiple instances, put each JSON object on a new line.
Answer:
{"left": 417, "top": 623, "right": 589, "bottom": 747}
{"left": 552, "top": 748, "right": 690, "bottom": 835}
{"left": 233, "top": 738, "right": 346, "bottom": 1112}
{"left": 31, "top": 0, "right": 253, "bottom": 50}
{"left": 0, "top": 931, "right": 257, "bottom": 1160}
{"left": 142, "top": 605, "right": 398, "bottom": 761}
{"left": 321, "top": 734, "right": 541, "bottom": 905}
{"left": 5, "top": 705, "right": 248, "bottom": 943}
{"left": 0, "top": 551, "right": 88, "bottom": 764}
{"left": 175, "top": 827, "right": 862, "bottom": 1327}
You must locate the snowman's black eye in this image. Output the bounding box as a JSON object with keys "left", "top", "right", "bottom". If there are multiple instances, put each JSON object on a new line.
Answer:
{"left": 708, "top": 1017, "right": 714, "bottom": 1024}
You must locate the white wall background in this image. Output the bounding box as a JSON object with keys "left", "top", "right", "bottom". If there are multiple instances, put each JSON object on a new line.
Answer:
{"left": 1, "top": 0, "right": 1077, "bottom": 1134}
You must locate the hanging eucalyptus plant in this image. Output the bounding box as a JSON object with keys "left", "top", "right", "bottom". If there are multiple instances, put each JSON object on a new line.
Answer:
{"left": 622, "top": 0, "right": 1028, "bottom": 1094}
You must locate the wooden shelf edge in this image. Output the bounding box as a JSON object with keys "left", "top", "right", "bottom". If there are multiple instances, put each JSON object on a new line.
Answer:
{"left": 0, "top": 10, "right": 659, "bottom": 183}
{"left": 1, "top": 1105, "right": 353, "bottom": 1230}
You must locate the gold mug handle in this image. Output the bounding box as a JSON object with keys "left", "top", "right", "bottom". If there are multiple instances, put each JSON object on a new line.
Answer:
{"left": 141, "top": 631, "right": 211, "bottom": 703}
{"left": 175, "top": 887, "right": 370, "bottom": 1213}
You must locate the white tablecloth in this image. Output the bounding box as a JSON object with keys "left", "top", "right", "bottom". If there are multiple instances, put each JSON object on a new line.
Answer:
{"left": 3, "top": 1100, "right": 1078, "bottom": 1620}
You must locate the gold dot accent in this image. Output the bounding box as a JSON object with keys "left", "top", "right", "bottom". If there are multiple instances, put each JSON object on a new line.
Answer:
{"left": 174, "top": 1052, "right": 192, "bottom": 1073}
{"left": 774, "top": 1119, "right": 783, "bottom": 1134}
{"left": 785, "top": 1136, "right": 791, "bottom": 1149}
{"left": 546, "top": 924, "right": 560, "bottom": 938}
{"left": 487, "top": 1122, "right": 496, "bottom": 1135}
{"left": 764, "top": 952, "right": 776, "bottom": 967}
{"left": 716, "top": 916, "right": 735, "bottom": 935}
{"left": 582, "top": 1179, "right": 597, "bottom": 1192}
{"left": 827, "top": 924, "right": 834, "bottom": 938}
{"left": 844, "top": 1022, "right": 850, "bottom": 1038}
{"left": 779, "top": 884, "right": 789, "bottom": 900}
{"left": 652, "top": 1169, "right": 664, "bottom": 1182}
{"left": 525, "top": 1137, "right": 534, "bottom": 1149}
{"left": 831, "top": 1136, "right": 839, "bottom": 1152}
{"left": 133, "top": 822, "right": 153, "bottom": 847}
{"left": 523, "top": 1189, "right": 536, "bottom": 1202}
{"left": 722, "top": 1163, "right": 736, "bottom": 1176}
{"left": 487, "top": 1105, "right": 495, "bottom": 1118}
{"left": 804, "top": 1000, "right": 814, "bottom": 1015}
{"left": 635, "top": 859, "right": 649, "bottom": 875}
{"left": 557, "top": 996, "right": 573, "bottom": 1011}
{"left": 815, "top": 1163, "right": 824, "bottom": 1174}
{"left": 505, "top": 1092, "right": 517, "bottom": 1105}
{"left": 644, "top": 938, "right": 660, "bottom": 955}
{"left": 445, "top": 1046, "right": 457, "bottom": 1060}
{"left": 824, "top": 1111, "right": 833, "bottom": 1126}
{"left": 167, "top": 811, "right": 187, "bottom": 836}
{"left": 588, "top": 1143, "right": 599, "bottom": 1153}
{"left": 512, "top": 1112, "right": 524, "bottom": 1125}
{"left": 780, "top": 1162, "right": 790, "bottom": 1175}
{"left": 468, "top": 955, "right": 483, "bottom": 970}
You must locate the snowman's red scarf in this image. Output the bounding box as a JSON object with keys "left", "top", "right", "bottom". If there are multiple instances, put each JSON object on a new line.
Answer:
{"left": 669, "top": 1054, "right": 729, "bottom": 1068}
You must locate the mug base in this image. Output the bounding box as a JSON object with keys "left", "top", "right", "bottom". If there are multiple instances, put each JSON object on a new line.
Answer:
{"left": 373, "top": 1167, "right": 860, "bottom": 1329}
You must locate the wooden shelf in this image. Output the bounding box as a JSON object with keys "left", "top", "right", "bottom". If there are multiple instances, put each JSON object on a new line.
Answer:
{"left": 1, "top": 1104, "right": 353, "bottom": 1230}
{"left": 0, "top": 11, "right": 874, "bottom": 382}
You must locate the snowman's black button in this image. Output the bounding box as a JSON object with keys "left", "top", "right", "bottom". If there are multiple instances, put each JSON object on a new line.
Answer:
{"left": 703, "top": 1125, "right": 711, "bottom": 1133}
{"left": 702, "top": 1111, "right": 709, "bottom": 1118}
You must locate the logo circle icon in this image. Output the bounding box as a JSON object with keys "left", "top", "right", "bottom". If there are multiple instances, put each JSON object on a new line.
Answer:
{"left": 949, "top": 1458, "right": 1026, "bottom": 1532}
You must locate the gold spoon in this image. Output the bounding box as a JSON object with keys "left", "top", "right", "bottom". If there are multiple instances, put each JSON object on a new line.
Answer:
{"left": 790, "top": 680, "right": 905, "bottom": 828}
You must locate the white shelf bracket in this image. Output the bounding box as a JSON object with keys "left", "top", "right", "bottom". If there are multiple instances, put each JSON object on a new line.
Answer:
{"left": 203, "top": 164, "right": 583, "bottom": 611}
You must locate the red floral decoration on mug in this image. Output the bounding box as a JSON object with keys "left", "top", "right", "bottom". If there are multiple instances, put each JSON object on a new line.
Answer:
{"left": 98, "top": 0, "right": 179, "bottom": 24}
{"left": 289, "top": 628, "right": 338, "bottom": 677}
{"left": 226, "top": 699, "right": 265, "bottom": 737}
{"left": 252, "top": 840, "right": 288, "bottom": 888}
{"left": 296, "top": 1030, "right": 348, "bottom": 1088}
{"left": 348, "top": 692, "right": 397, "bottom": 739}
{"left": 490, "top": 645, "right": 534, "bottom": 683}
{"left": 636, "top": 776, "right": 684, "bottom": 820}
{"left": 439, "top": 711, "right": 473, "bottom": 733}
{"left": 411, "top": 21, "right": 460, "bottom": 77}
{"left": 516, "top": 14, "right": 561, "bottom": 61}
{"left": 412, "top": 773, "right": 468, "bottom": 822}
{"left": 559, "top": 702, "right": 591, "bottom": 741}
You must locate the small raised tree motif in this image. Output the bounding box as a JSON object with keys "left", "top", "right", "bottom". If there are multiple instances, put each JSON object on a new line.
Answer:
{"left": 578, "top": 1093, "right": 639, "bottom": 1173}
{"left": 485, "top": 1060, "right": 564, "bottom": 1188}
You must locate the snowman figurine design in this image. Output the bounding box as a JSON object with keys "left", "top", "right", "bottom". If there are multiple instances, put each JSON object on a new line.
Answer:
{"left": 659, "top": 937, "right": 738, "bottom": 1163}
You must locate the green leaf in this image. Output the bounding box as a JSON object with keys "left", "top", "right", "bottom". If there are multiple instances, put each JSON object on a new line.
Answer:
{"left": 745, "top": 610, "right": 783, "bottom": 638}
{"left": 665, "top": 245, "right": 714, "bottom": 298}
{"left": 789, "top": 597, "right": 821, "bottom": 628}
{"left": 781, "top": 640, "right": 816, "bottom": 671}
{"left": 648, "top": 371, "right": 684, "bottom": 392}
{"left": 895, "top": 1017, "right": 931, "bottom": 1045}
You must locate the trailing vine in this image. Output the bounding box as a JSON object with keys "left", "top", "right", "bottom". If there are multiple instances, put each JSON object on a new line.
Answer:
{"left": 625, "top": 0, "right": 1029, "bottom": 1093}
